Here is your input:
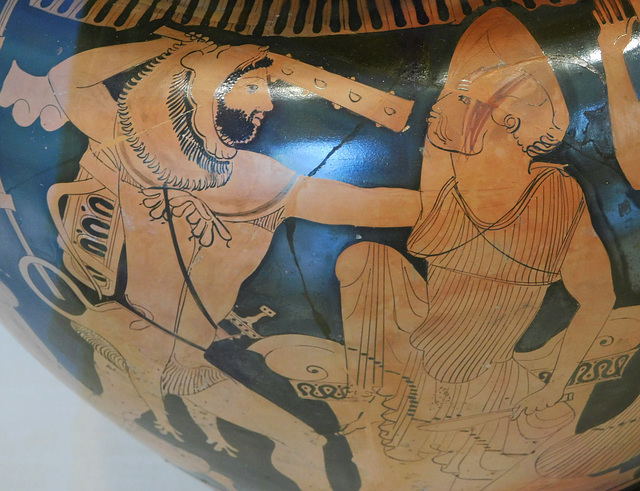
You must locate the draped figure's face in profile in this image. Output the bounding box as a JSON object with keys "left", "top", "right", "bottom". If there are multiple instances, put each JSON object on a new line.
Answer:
{"left": 427, "top": 86, "right": 487, "bottom": 156}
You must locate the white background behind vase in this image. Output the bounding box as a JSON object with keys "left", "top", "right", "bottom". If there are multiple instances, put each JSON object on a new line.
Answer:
{"left": 0, "top": 324, "right": 214, "bottom": 491}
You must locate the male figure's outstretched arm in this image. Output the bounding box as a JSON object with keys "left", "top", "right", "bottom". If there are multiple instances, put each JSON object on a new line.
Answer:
{"left": 289, "top": 142, "right": 452, "bottom": 228}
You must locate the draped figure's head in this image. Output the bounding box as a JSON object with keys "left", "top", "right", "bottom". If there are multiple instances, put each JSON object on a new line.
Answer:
{"left": 427, "top": 8, "right": 569, "bottom": 159}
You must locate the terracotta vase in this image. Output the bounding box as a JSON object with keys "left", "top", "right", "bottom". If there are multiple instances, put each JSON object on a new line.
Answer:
{"left": 2, "top": 0, "right": 640, "bottom": 488}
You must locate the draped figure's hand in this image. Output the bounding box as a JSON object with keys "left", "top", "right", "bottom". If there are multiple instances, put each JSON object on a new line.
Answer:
{"left": 512, "top": 384, "right": 566, "bottom": 419}
{"left": 594, "top": 0, "right": 638, "bottom": 53}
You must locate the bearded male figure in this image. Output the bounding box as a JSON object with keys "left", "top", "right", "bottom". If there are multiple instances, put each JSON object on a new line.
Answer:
{"left": 0, "top": 32, "right": 420, "bottom": 489}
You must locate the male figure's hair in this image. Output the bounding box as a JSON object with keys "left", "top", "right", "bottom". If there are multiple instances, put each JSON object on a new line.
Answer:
{"left": 116, "top": 40, "right": 272, "bottom": 190}
{"left": 167, "top": 69, "right": 234, "bottom": 187}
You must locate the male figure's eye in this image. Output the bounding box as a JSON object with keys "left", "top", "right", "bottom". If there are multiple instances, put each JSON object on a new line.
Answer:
{"left": 458, "top": 95, "right": 471, "bottom": 105}
{"left": 246, "top": 84, "right": 259, "bottom": 94}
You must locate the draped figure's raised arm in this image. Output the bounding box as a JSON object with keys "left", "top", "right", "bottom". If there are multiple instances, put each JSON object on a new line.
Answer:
{"left": 595, "top": 0, "right": 640, "bottom": 188}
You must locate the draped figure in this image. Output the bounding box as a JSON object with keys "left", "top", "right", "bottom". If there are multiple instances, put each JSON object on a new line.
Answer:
{"left": 336, "top": 8, "right": 617, "bottom": 484}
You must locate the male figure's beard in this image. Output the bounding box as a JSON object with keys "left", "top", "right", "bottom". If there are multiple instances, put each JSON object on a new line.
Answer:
{"left": 215, "top": 98, "right": 262, "bottom": 146}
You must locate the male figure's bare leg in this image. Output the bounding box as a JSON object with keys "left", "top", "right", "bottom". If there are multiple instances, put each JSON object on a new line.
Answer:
{"left": 186, "top": 379, "right": 331, "bottom": 491}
